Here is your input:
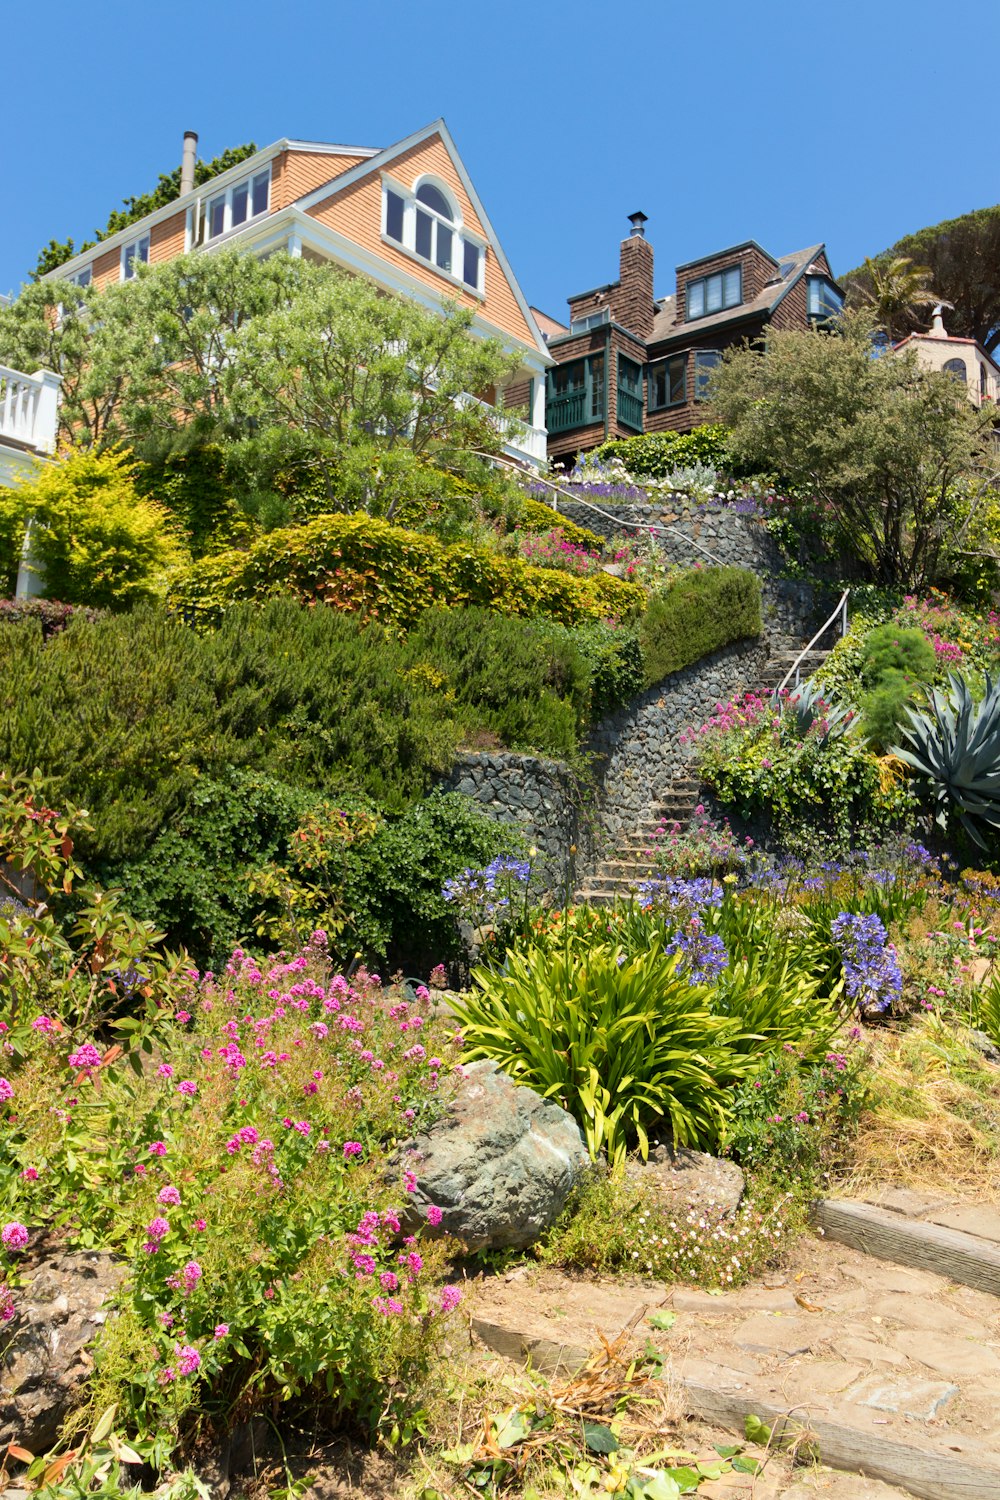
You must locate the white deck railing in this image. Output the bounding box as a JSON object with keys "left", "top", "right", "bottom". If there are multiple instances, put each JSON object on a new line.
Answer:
{"left": 0, "top": 366, "right": 61, "bottom": 454}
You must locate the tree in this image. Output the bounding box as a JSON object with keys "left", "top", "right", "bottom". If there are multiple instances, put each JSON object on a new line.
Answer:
{"left": 223, "top": 263, "right": 522, "bottom": 515}
{"left": 709, "top": 311, "right": 999, "bottom": 589}
{"left": 854, "top": 255, "right": 939, "bottom": 341}
{"left": 843, "top": 205, "right": 1000, "bottom": 353}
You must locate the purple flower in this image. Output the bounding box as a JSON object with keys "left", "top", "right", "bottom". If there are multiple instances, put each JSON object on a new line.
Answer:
{"left": 157, "top": 1186, "right": 181, "bottom": 1207}
{"left": 68, "top": 1044, "right": 102, "bottom": 1072}
{"left": 1, "top": 1222, "right": 29, "bottom": 1251}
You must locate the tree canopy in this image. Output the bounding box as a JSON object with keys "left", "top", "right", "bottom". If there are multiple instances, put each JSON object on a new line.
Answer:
{"left": 30, "top": 143, "right": 258, "bottom": 280}
{"left": 842, "top": 204, "right": 1000, "bottom": 353}
{"left": 709, "top": 312, "right": 999, "bottom": 589}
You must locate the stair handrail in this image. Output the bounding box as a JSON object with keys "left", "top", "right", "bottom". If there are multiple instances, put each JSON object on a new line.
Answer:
{"left": 774, "top": 588, "right": 850, "bottom": 700}
{"left": 468, "top": 451, "right": 729, "bottom": 569}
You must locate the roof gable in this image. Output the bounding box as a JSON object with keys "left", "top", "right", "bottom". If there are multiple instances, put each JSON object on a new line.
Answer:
{"left": 294, "top": 119, "right": 549, "bottom": 359}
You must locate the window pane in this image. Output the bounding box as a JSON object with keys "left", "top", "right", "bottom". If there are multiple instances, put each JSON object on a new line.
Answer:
{"left": 385, "top": 189, "right": 404, "bottom": 243}
{"left": 463, "top": 240, "right": 480, "bottom": 288}
{"left": 695, "top": 350, "right": 721, "bottom": 399}
{"left": 670, "top": 357, "right": 686, "bottom": 404}
{"left": 251, "top": 171, "right": 269, "bottom": 216}
{"left": 123, "top": 245, "right": 135, "bottom": 279}
{"left": 74, "top": 267, "right": 92, "bottom": 287}
{"left": 619, "top": 356, "right": 641, "bottom": 393}
{"left": 687, "top": 280, "right": 705, "bottom": 319}
{"left": 436, "top": 223, "right": 453, "bottom": 272}
{"left": 589, "top": 354, "right": 604, "bottom": 417}
{"left": 551, "top": 361, "right": 584, "bottom": 396}
{"left": 723, "top": 267, "right": 741, "bottom": 307}
{"left": 209, "top": 196, "right": 226, "bottom": 238}
{"left": 416, "top": 209, "right": 433, "bottom": 261}
{"left": 416, "top": 183, "right": 452, "bottom": 219}
{"left": 706, "top": 273, "right": 723, "bottom": 313}
{"left": 139, "top": 237, "right": 149, "bottom": 263}
{"left": 231, "top": 181, "right": 249, "bottom": 227}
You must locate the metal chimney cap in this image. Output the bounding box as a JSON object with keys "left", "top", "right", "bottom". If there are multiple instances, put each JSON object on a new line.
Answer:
{"left": 183, "top": 130, "right": 199, "bottom": 143}
{"left": 627, "top": 211, "right": 648, "bottom": 238}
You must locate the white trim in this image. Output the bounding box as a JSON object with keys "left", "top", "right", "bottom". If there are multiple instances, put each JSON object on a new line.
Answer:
{"left": 120, "top": 232, "right": 150, "bottom": 281}
{"left": 40, "top": 139, "right": 378, "bottom": 282}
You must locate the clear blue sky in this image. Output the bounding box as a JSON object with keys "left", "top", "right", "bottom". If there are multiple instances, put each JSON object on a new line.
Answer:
{"left": 5, "top": 0, "right": 997, "bottom": 315}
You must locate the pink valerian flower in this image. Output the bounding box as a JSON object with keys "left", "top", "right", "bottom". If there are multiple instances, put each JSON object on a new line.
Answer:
{"left": 0, "top": 1078, "right": 12, "bottom": 1102}
{"left": 440, "top": 1284, "right": 462, "bottom": 1313}
{"left": 148, "top": 1141, "right": 168, "bottom": 1157}
{"left": 145, "top": 1216, "right": 170, "bottom": 1242}
{"left": 175, "top": 1344, "right": 201, "bottom": 1376}
{"left": 426, "top": 1205, "right": 443, "bottom": 1227}
{"left": 175, "top": 1010, "right": 192, "bottom": 1024}
{"left": 68, "top": 1043, "right": 102, "bottom": 1072}
{"left": 379, "top": 1271, "right": 399, "bottom": 1291}
{"left": 31, "top": 1015, "right": 55, "bottom": 1033}
{"left": 193, "top": 1218, "right": 207, "bottom": 1231}
{"left": 214, "top": 1323, "right": 229, "bottom": 1340}
{"left": 20, "top": 1167, "right": 38, "bottom": 1182}
{"left": 403, "top": 1169, "right": 417, "bottom": 1193}
{"left": 157, "top": 1186, "right": 182, "bottom": 1207}
{"left": 1, "top": 1222, "right": 29, "bottom": 1251}
{"left": 156, "top": 1064, "right": 175, "bottom": 1079}
{"left": 343, "top": 1141, "right": 363, "bottom": 1160}
{"left": 177, "top": 1080, "right": 197, "bottom": 1097}
{"left": 0, "top": 1285, "right": 15, "bottom": 1321}
{"left": 373, "top": 1296, "right": 404, "bottom": 1316}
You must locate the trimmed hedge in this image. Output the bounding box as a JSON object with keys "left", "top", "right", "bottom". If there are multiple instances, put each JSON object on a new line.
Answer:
{"left": 639, "top": 566, "right": 761, "bottom": 686}
{"left": 594, "top": 424, "right": 733, "bottom": 479}
{"left": 167, "top": 512, "right": 645, "bottom": 629}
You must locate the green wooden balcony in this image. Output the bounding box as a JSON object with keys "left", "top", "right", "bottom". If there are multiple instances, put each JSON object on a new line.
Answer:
{"left": 616, "top": 386, "right": 643, "bottom": 432}
{"left": 547, "top": 389, "right": 602, "bottom": 434}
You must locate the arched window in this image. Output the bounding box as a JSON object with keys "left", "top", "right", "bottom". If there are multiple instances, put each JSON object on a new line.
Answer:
{"left": 944, "top": 357, "right": 968, "bottom": 384}
{"left": 415, "top": 181, "right": 456, "bottom": 272}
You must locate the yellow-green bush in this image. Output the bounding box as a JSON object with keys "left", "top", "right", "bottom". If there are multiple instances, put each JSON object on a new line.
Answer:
{"left": 167, "top": 511, "right": 645, "bottom": 628}
{"left": 513, "top": 495, "right": 604, "bottom": 550}
{"left": 0, "top": 449, "right": 186, "bottom": 609}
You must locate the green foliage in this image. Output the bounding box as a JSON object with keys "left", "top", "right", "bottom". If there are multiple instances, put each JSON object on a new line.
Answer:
{"left": 167, "top": 510, "right": 646, "bottom": 630}
{"left": 593, "top": 424, "right": 734, "bottom": 479}
{"left": 841, "top": 203, "right": 1000, "bottom": 354}
{"left": 0, "top": 450, "right": 186, "bottom": 609}
{"left": 132, "top": 439, "right": 252, "bottom": 558}
{"left": 639, "top": 566, "right": 761, "bottom": 686}
{"left": 710, "top": 311, "right": 998, "bottom": 588}
{"left": 29, "top": 143, "right": 258, "bottom": 280}
{"left": 860, "top": 624, "right": 937, "bottom": 688}
{"left": 894, "top": 671, "right": 1000, "bottom": 850}
{"left": 453, "top": 939, "right": 755, "bottom": 1166}
{"left": 511, "top": 495, "right": 603, "bottom": 550}
{"left": 571, "top": 620, "right": 645, "bottom": 722}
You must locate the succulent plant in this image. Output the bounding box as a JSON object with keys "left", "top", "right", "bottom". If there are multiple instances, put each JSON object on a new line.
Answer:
{"left": 784, "top": 679, "right": 860, "bottom": 747}
{"left": 892, "top": 672, "right": 1000, "bottom": 849}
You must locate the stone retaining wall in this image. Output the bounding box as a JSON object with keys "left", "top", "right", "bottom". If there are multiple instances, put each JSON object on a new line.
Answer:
{"left": 439, "top": 751, "right": 585, "bottom": 890}
{"left": 587, "top": 634, "right": 770, "bottom": 847}
{"left": 560, "top": 497, "right": 829, "bottom": 647}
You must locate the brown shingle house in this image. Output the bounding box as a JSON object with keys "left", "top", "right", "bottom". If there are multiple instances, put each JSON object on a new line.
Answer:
{"left": 541, "top": 217, "right": 843, "bottom": 465}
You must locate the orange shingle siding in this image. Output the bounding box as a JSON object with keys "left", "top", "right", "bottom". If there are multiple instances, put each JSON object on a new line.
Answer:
{"left": 305, "top": 134, "right": 536, "bottom": 350}
{"left": 151, "top": 210, "right": 187, "bottom": 265}
{"left": 271, "top": 150, "right": 369, "bottom": 211}
{"left": 92, "top": 246, "right": 121, "bottom": 291}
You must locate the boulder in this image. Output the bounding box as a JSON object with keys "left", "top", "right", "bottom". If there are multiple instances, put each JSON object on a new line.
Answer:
{"left": 399, "top": 1060, "right": 589, "bottom": 1251}
{"left": 626, "top": 1144, "right": 744, "bottom": 1219}
{"left": 0, "top": 1252, "right": 125, "bottom": 1455}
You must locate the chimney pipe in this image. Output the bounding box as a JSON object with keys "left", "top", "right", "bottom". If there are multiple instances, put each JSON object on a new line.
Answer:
{"left": 180, "top": 131, "right": 198, "bottom": 197}
{"left": 627, "top": 211, "right": 648, "bottom": 239}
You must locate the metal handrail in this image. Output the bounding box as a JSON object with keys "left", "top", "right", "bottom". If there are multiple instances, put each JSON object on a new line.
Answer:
{"left": 775, "top": 588, "right": 850, "bottom": 699}
{"left": 469, "top": 450, "right": 729, "bottom": 568}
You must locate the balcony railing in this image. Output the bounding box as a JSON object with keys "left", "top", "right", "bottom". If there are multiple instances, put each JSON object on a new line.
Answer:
{"left": 616, "top": 385, "right": 643, "bottom": 432}
{"left": 0, "top": 366, "right": 61, "bottom": 454}
{"left": 547, "top": 390, "right": 603, "bottom": 435}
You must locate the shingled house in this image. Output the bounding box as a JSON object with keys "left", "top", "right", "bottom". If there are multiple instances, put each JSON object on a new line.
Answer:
{"left": 542, "top": 218, "right": 843, "bottom": 466}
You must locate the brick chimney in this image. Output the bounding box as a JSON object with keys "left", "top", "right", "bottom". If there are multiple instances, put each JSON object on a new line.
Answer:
{"left": 615, "top": 211, "right": 654, "bottom": 340}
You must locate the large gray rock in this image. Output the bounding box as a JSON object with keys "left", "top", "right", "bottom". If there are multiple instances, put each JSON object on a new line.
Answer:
{"left": 399, "top": 1060, "right": 589, "bottom": 1251}
{"left": 0, "top": 1252, "right": 125, "bottom": 1454}
{"left": 626, "top": 1144, "right": 745, "bottom": 1219}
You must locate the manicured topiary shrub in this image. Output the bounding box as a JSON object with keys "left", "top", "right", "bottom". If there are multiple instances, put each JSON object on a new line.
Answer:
{"left": 167, "top": 512, "right": 645, "bottom": 629}
{"left": 639, "top": 566, "right": 761, "bottom": 686}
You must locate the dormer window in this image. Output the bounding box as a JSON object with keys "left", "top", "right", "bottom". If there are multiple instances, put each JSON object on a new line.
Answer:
{"left": 382, "top": 177, "right": 484, "bottom": 293}
{"left": 200, "top": 168, "right": 271, "bottom": 244}
{"left": 570, "top": 308, "right": 610, "bottom": 333}
{"left": 687, "top": 266, "right": 741, "bottom": 321}
{"left": 122, "top": 234, "right": 150, "bottom": 280}
{"left": 807, "top": 276, "right": 844, "bottom": 323}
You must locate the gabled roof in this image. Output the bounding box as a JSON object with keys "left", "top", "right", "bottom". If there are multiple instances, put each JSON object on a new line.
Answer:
{"left": 292, "top": 118, "right": 550, "bottom": 360}
{"left": 649, "top": 243, "right": 830, "bottom": 348}
{"left": 894, "top": 331, "right": 1000, "bottom": 376}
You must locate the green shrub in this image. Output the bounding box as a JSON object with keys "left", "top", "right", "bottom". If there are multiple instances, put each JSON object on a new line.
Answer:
{"left": 0, "top": 449, "right": 186, "bottom": 609}
{"left": 639, "top": 566, "right": 761, "bottom": 686}
{"left": 593, "top": 424, "right": 733, "bottom": 479}
{"left": 571, "top": 620, "right": 645, "bottom": 722}
{"left": 860, "top": 624, "right": 937, "bottom": 688}
{"left": 133, "top": 440, "right": 252, "bottom": 558}
{"left": 166, "top": 511, "right": 645, "bottom": 630}
{"left": 512, "top": 494, "right": 604, "bottom": 550}
{"left": 452, "top": 939, "right": 754, "bottom": 1165}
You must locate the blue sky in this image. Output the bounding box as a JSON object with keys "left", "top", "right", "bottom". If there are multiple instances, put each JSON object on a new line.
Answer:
{"left": 5, "top": 0, "right": 998, "bottom": 317}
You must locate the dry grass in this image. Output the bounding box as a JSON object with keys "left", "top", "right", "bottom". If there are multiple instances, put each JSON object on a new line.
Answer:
{"left": 841, "top": 1015, "right": 1000, "bottom": 1197}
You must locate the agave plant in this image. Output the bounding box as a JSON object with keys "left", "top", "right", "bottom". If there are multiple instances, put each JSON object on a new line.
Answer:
{"left": 892, "top": 672, "right": 1000, "bottom": 849}
{"left": 784, "top": 680, "right": 860, "bottom": 747}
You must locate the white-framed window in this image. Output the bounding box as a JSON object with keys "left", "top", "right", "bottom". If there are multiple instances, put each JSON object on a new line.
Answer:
{"left": 200, "top": 167, "right": 271, "bottom": 244}
{"left": 382, "top": 175, "right": 485, "bottom": 294}
{"left": 121, "top": 234, "right": 150, "bottom": 280}
{"left": 69, "top": 266, "right": 92, "bottom": 288}
{"left": 570, "top": 308, "right": 610, "bottom": 333}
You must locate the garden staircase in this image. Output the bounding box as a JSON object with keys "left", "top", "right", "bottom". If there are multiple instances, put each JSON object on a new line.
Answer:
{"left": 574, "top": 632, "right": 841, "bottom": 907}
